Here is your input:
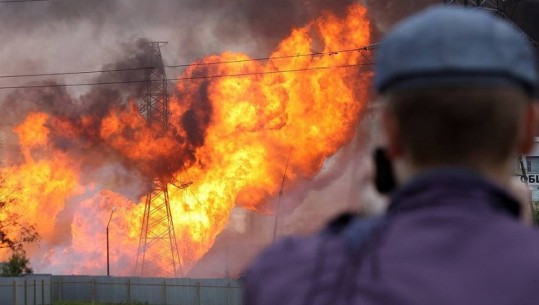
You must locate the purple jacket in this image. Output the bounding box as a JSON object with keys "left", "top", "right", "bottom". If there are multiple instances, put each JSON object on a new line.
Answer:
{"left": 244, "top": 170, "right": 539, "bottom": 305}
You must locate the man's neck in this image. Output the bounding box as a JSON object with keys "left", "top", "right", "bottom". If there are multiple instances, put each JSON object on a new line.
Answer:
{"left": 394, "top": 159, "right": 513, "bottom": 190}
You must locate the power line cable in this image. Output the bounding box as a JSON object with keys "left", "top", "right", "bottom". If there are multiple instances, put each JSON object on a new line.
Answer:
{"left": 0, "top": 0, "right": 95, "bottom": 3}
{"left": 0, "top": 44, "right": 378, "bottom": 79}
{"left": 0, "top": 66, "right": 155, "bottom": 79}
{"left": 0, "top": 63, "right": 371, "bottom": 90}
{"left": 0, "top": 0, "right": 49, "bottom": 2}
{"left": 166, "top": 45, "right": 379, "bottom": 69}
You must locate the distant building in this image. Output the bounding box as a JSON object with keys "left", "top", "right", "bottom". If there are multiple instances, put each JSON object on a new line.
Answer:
{"left": 517, "top": 137, "right": 539, "bottom": 203}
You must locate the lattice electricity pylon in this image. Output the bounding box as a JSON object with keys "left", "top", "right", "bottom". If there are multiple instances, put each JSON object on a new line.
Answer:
{"left": 138, "top": 41, "right": 170, "bottom": 130}
{"left": 444, "top": 0, "right": 538, "bottom": 47}
{"left": 135, "top": 178, "right": 182, "bottom": 277}
{"left": 444, "top": 0, "right": 500, "bottom": 12}
{"left": 135, "top": 41, "right": 182, "bottom": 277}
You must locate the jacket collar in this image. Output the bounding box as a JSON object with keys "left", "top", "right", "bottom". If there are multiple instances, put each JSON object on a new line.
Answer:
{"left": 387, "top": 168, "right": 521, "bottom": 218}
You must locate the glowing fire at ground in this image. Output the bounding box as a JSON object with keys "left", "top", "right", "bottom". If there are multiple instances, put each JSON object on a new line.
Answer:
{"left": 0, "top": 4, "right": 370, "bottom": 275}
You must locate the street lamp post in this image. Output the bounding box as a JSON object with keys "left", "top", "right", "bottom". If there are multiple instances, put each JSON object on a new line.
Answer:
{"left": 106, "top": 207, "right": 116, "bottom": 276}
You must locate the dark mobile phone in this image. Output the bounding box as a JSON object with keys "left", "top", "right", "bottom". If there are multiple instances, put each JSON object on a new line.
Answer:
{"left": 373, "top": 147, "right": 397, "bottom": 194}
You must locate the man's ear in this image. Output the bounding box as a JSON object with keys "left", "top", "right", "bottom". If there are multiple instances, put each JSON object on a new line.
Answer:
{"left": 519, "top": 101, "right": 539, "bottom": 155}
{"left": 381, "top": 104, "right": 405, "bottom": 158}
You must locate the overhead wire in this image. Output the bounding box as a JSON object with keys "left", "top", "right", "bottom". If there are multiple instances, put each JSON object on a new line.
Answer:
{"left": 0, "top": 66, "right": 155, "bottom": 79}
{"left": 0, "top": 0, "right": 96, "bottom": 3}
{"left": 0, "top": 63, "right": 373, "bottom": 91}
{"left": 166, "top": 44, "right": 379, "bottom": 69}
{"left": 0, "top": 44, "right": 378, "bottom": 80}
{"left": 0, "top": 0, "right": 49, "bottom": 2}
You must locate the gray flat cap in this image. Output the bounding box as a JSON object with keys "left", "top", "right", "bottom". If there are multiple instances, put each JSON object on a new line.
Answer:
{"left": 374, "top": 5, "right": 538, "bottom": 95}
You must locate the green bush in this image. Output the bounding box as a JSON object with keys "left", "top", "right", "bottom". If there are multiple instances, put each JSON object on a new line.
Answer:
{"left": 1, "top": 252, "right": 32, "bottom": 277}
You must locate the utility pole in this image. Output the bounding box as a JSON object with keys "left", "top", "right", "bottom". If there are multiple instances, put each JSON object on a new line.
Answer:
{"left": 272, "top": 148, "right": 292, "bottom": 243}
{"left": 106, "top": 207, "right": 116, "bottom": 276}
{"left": 134, "top": 42, "right": 183, "bottom": 277}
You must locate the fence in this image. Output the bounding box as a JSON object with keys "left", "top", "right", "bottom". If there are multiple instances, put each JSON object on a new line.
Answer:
{"left": 0, "top": 275, "right": 242, "bottom": 305}
{"left": 0, "top": 274, "right": 51, "bottom": 305}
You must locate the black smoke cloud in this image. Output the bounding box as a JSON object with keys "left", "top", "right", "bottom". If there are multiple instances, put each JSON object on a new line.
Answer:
{"left": 1, "top": 39, "right": 193, "bottom": 196}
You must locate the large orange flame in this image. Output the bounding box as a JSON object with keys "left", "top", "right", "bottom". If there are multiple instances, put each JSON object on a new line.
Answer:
{"left": 0, "top": 3, "right": 370, "bottom": 275}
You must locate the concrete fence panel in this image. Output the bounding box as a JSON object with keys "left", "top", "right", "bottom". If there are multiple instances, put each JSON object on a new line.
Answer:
{"left": 0, "top": 275, "right": 51, "bottom": 305}
{"left": 49, "top": 275, "right": 243, "bottom": 305}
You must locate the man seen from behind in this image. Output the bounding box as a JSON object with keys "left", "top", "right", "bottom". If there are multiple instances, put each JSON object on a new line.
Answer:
{"left": 244, "top": 5, "right": 539, "bottom": 305}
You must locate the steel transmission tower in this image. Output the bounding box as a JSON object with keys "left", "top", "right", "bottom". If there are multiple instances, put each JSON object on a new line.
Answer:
{"left": 444, "top": 0, "right": 537, "bottom": 46}
{"left": 138, "top": 41, "right": 170, "bottom": 129}
{"left": 444, "top": 0, "right": 499, "bottom": 10}
{"left": 135, "top": 41, "right": 183, "bottom": 277}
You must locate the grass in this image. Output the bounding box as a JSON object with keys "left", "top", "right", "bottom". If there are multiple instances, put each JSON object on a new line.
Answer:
{"left": 53, "top": 302, "right": 102, "bottom": 305}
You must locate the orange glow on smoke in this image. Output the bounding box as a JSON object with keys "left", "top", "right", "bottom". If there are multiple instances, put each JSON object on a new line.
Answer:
{"left": 0, "top": 4, "right": 371, "bottom": 275}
